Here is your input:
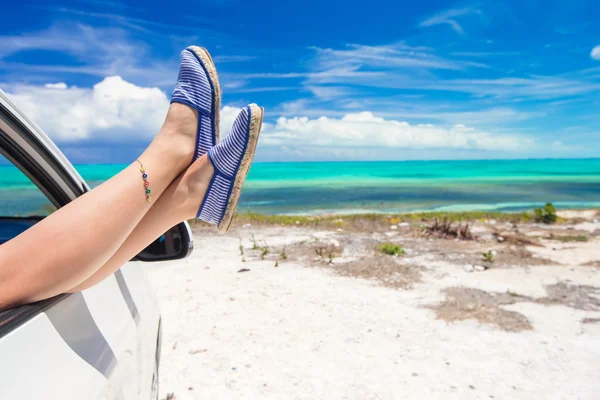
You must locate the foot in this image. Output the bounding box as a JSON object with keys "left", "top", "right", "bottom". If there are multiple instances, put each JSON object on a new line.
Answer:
{"left": 170, "top": 46, "right": 221, "bottom": 160}
{"left": 154, "top": 103, "right": 199, "bottom": 170}
{"left": 153, "top": 46, "right": 221, "bottom": 174}
{"left": 197, "top": 104, "right": 264, "bottom": 233}
{"left": 170, "top": 155, "right": 216, "bottom": 220}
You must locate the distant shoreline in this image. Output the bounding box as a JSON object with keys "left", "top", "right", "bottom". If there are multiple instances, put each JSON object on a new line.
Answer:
{"left": 235, "top": 202, "right": 600, "bottom": 217}
{"left": 190, "top": 208, "right": 600, "bottom": 230}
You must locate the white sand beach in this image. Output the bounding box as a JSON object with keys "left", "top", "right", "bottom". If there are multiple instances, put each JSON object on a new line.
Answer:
{"left": 146, "top": 212, "right": 600, "bottom": 400}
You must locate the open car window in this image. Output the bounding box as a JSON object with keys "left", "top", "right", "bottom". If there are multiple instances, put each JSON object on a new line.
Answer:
{"left": 0, "top": 153, "right": 57, "bottom": 245}
{"left": 0, "top": 154, "right": 57, "bottom": 218}
{"left": 0, "top": 154, "right": 56, "bottom": 245}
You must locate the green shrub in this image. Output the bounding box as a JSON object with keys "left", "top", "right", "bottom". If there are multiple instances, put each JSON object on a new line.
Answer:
{"left": 380, "top": 243, "right": 405, "bottom": 256}
{"left": 534, "top": 203, "right": 557, "bottom": 224}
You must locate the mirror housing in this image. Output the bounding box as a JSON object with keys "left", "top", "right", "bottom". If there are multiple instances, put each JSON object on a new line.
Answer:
{"left": 134, "top": 221, "right": 194, "bottom": 262}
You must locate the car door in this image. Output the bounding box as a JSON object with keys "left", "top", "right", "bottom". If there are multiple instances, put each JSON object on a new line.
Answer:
{"left": 0, "top": 89, "right": 191, "bottom": 399}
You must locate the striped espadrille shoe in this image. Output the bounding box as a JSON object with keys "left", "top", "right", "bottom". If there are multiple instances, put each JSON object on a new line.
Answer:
{"left": 197, "top": 104, "right": 264, "bottom": 234}
{"left": 171, "top": 46, "right": 221, "bottom": 161}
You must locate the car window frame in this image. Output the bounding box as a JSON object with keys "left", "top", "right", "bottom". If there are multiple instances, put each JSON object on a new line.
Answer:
{"left": 0, "top": 91, "right": 88, "bottom": 206}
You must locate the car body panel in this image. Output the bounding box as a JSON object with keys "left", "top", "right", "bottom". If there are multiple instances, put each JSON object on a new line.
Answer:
{"left": 0, "top": 312, "right": 107, "bottom": 399}
{"left": 0, "top": 269, "right": 158, "bottom": 400}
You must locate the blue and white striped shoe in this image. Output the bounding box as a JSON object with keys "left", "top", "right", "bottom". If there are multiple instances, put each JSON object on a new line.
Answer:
{"left": 197, "top": 104, "right": 264, "bottom": 234}
{"left": 171, "top": 46, "right": 221, "bottom": 161}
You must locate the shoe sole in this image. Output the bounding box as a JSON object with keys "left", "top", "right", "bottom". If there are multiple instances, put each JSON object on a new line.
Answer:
{"left": 188, "top": 45, "right": 221, "bottom": 144}
{"left": 217, "top": 104, "right": 264, "bottom": 234}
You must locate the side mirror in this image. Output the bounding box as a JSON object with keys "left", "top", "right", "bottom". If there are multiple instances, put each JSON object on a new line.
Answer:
{"left": 134, "top": 221, "right": 194, "bottom": 262}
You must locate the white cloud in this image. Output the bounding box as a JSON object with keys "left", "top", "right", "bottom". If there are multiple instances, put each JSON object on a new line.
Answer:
{"left": 227, "top": 39, "right": 600, "bottom": 103}
{"left": 236, "top": 41, "right": 600, "bottom": 102}
{"left": 44, "top": 82, "right": 68, "bottom": 89}
{"left": 5, "top": 76, "right": 169, "bottom": 140}
{"left": 420, "top": 7, "right": 478, "bottom": 35}
{"left": 302, "top": 70, "right": 600, "bottom": 100}
{"left": 305, "top": 86, "right": 352, "bottom": 100}
{"left": 0, "top": 23, "right": 137, "bottom": 63}
{"left": 269, "top": 113, "right": 532, "bottom": 151}
{"left": 591, "top": 45, "right": 600, "bottom": 60}
{"left": 231, "top": 42, "right": 488, "bottom": 94}
{"left": 0, "top": 23, "right": 178, "bottom": 87}
{"left": 313, "top": 43, "right": 488, "bottom": 72}
{"left": 428, "top": 76, "right": 600, "bottom": 99}
{"left": 222, "top": 107, "right": 534, "bottom": 152}
{"left": 220, "top": 105, "right": 244, "bottom": 136}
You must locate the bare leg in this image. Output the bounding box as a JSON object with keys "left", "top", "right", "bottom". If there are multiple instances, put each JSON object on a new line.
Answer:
{"left": 68, "top": 155, "right": 214, "bottom": 292}
{"left": 0, "top": 104, "right": 198, "bottom": 309}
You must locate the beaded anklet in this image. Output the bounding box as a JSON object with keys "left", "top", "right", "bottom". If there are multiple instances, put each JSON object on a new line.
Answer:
{"left": 136, "top": 159, "right": 152, "bottom": 203}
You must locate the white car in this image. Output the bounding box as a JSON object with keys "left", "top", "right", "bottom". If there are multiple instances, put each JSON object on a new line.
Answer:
{"left": 0, "top": 89, "right": 193, "bottom": 399}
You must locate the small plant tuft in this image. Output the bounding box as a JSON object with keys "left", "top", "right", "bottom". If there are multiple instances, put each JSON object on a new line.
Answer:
{"left": 534, "top": 203, "right": 557, "bottom": 224}
{"left": 261, "top": 247, "right": 269, "bottom": 260}
{"left": 274, "top": 260, "right": 279, "bottom": 268}
{"left": 380, "top": 243, "right": 405, "bottom": 256}
{"left": 280, "top": 246, "right": 288, "bottom": 260}
{"left": 251, "top": 234, "right": 259, "bottom": 250}
{"left": 482, "top": 250, "right": 495, "bottom": 263}
{"left": 238, "top": 239, "right": 244, "bottom": 256}
{"left": 315, "top": 247, "right": 325, "bottom": 258}
{"left": 328, "top": 252, "right": 335, "bottom": 264}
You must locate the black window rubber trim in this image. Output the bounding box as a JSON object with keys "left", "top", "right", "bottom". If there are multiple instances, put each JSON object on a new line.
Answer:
{"left": 0, "top": 295, "right": 68, "bottom": 338}
{"left": 0, "top": 101, "right": 86, "bottom": 206}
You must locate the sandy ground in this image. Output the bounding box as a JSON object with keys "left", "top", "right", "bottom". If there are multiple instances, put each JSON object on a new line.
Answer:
{"left": 145, "top": 214, "right": 600, "bottom": 400}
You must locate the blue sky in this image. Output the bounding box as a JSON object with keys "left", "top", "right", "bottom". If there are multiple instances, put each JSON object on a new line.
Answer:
{"left": 0, "top": 0, "right": 599, "bottom": 163}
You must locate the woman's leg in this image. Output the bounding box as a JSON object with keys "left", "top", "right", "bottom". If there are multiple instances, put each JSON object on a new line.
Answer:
{"left": 67, "top": 155, "right": 214, "bottom": 292}
{"left": 0, "top": 103, "right": 199, "bottom": 309}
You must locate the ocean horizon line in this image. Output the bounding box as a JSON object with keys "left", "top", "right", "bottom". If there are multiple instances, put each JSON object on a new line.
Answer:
{"left": 61, "top": 156, "right": 600, "bottom": 167}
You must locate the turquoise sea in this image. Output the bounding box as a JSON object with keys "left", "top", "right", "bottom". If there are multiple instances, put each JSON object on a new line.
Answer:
{"left": 1, "top": 159, "right": 600, "bottom": 216}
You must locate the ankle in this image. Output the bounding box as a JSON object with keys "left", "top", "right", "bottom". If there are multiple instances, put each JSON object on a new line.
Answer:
{"left": 146, "top": 130, "right": 193, "bottom": 174}
{"left": 161, "top": 103, "right": 198, "bottom": 139}
{"left": 180, "top": 155, "right": 215, "bottom": 219}
{"left": 154, "top": 102, "right": 200, "bottom": 167}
